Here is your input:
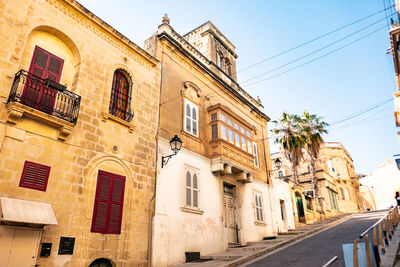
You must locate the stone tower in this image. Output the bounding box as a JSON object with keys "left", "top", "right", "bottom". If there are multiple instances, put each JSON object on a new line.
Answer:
{"left": 184, "top": 21, "right": 238, "bottom": 81}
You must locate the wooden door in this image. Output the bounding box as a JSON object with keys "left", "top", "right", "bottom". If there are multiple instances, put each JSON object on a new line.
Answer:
{"left": 223, "top": 183, "right": 237, "bottom": 244}
{"left": 21, "top": 46, "right": 64, "bottom": 114}
{"left": 296, "top": 197, "right": 305, "bottom": 222}
{"left": 0, "top": 227, "right": 41, "bottom": 267}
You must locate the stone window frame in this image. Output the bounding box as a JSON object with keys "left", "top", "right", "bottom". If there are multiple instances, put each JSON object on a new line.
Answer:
{"left": 101, "top": 65, "right": 136, "bottom": 133}
{"left": 181, "top": 166, "right": 203, "bottom": 215}
{"left": 108, "top": 68, "right": 134, "bottom": 122}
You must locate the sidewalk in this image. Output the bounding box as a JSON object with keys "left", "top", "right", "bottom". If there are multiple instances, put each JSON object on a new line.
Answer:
{"left": 171, "top": 213, "right": 355, "bottom": 267}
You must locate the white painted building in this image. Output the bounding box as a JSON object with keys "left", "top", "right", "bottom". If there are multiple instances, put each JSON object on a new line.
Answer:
{"left": 360, "top": 159, "right": 400, "bottom": 209}
{"left": 145, "top": 18, "right": 286, "bottom": 266}
{"left": 152, "top": 139, "right": 278, "bottom": 266}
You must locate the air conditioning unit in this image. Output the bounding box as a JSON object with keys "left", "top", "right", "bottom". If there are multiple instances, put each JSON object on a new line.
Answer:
{"left": 304, "top": 190, "right": 315, "bottom": 198}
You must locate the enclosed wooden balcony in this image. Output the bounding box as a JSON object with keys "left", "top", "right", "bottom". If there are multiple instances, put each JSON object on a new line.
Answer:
{"left": 209, "top": 139, "right": 255, "bottom": 183}
{"left": 208, "top": 104, "right": 257, "bottom": 183}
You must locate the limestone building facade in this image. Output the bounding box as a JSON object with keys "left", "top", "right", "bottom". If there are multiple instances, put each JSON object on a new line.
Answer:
{"left": 271, "top": 142, "right": 363, "bottom": 225}
{"left": 0, "top": 0, "right": 160, "bottom": 266}
{"left": 145, "top": 18, "right": 279, "bottom": 266}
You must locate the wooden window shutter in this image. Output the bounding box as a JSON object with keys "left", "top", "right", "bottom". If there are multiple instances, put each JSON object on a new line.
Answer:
{"left": 19, "top": 161, "right": 51, "bottom": 191}
{"left": 108, "top": 175, "right": 125, "bottom": 234}
{"left": 28, "top": 46, "right": 64, "bottom": 82}
{"left": 91, "top": 170, "right": 126, "bottom": 234}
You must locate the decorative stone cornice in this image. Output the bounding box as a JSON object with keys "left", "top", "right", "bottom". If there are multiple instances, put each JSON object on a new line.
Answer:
{"left": 45, "top": 0, "right": 158, "bottom": 70}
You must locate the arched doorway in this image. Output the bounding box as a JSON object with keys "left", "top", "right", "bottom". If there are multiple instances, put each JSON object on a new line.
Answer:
{"left": 89, "top": 258, "right": 113, "bottom": 267}
{"left": 295, "top": 192, "right": 305, "bottom": 222}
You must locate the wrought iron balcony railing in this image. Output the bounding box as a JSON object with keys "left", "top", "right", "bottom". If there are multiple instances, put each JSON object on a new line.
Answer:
{"left": 7, "top": 70, "right": 81, "bottom": 124}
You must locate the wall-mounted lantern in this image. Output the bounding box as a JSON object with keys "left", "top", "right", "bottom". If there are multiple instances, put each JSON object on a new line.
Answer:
{"left": 161, "top": 135, "right": 182, "bottom": 168}
{"left": 268, "top": 158, "right": 282, "bottom": 175}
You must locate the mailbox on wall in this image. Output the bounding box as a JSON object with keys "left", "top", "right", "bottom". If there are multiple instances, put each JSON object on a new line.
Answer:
{"left": 40, "top": 243, "right": 52, "bottom": 257}
{"left": 58, "top": 237, "right": 75, "bottom": 255}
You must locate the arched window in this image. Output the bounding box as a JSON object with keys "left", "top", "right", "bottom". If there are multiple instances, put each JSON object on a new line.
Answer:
{"left": 217, "top": 52, "right": 224, "bottom": 69}
{"left": 184, "top": 99, "right": 198, "bottom": 137}
{"left": 225, "top": 59, "right": 231, "bottom": 75}
{"left": 340, "top": 188, "right": 345, "bottom": 200}
{"left": 185, "top": 169, "right": 199, "bottom": 208}
{"left": 109, "top": 69, "right": 133, "bottom": 122}
{"left": 89, "top": 258, "right": 113, "bottom": 267}
{"left": 254, "top": 192, "right": 264, "bottom": 222}
{"left": 344, "top": 188, "right": 350, "bottom": 200}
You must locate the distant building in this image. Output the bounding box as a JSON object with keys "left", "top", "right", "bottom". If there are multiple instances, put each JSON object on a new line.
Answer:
{"left": 272, "top": 142, "right": 364, "bottom": 225}
{"left": 360, "top": 159, "right": 400, "bottom": 209}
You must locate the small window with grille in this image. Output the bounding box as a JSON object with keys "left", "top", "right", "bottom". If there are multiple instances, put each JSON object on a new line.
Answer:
{"left": 19, "top": 161, "right": 51, "bottom": 191}
{"left": 109, "top": 69, "right": 133, "bottom": 122}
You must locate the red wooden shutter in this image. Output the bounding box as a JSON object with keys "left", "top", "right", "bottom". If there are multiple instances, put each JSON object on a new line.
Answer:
{"left": 19, "top": 161, "right": 51, "bottom": 191}
{"left": 91, "top": 170, "right": 126, "bottom": 234}
{"left": 21, "top": 46, "right": 64, "bottom": 114}
{"left": 31, "top": 48, "right": 48, "bottom": 78}
{"left": 27, "top": 46, "right": 64, "bottom": 82}
{"left": 108, "top": 176, "right": 125, "bottom": 234}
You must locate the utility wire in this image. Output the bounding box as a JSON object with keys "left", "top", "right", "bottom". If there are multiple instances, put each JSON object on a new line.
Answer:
{"left": 330, "top": 104, "right": 392, "bottom": 129}
{"left": 330, "top": 97, "right": 393, "bottom": 124}
{"left": 160, "top": 7, "right": 394, "bottom": 106}
{"left": 243, "top": 24, "right": 388, "bottom": 86}
{"left": 241, "top": 17, "right": 388, "bottom": 85}
{"left": 329, "top": 114, "right": 392, "bottom": 131}
{"left": 238, "top": 5, "right": 394, "bottom": 74}
{"left": 329, "top": 97, "right": 393, "bottom": 126}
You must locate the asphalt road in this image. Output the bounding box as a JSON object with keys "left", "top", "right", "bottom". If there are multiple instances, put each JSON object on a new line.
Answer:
{"left": 244, "top": 210, "right": 388, "bottom": 267}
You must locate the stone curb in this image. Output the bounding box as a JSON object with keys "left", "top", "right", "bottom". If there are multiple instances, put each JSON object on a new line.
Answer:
{"left": 221, "top": 213, "right": 357, "bottom": 267}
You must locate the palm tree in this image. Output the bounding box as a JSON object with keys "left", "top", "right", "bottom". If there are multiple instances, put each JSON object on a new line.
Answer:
{"left": 300, "top": 111, "right": 329, "bottom": 209}
{"left": 271, "top": 113, "right": 306, "bottom": 184}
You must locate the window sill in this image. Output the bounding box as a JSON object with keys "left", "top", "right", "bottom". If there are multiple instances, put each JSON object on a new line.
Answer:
{"left": 180, "top": 206, "right": 204, "bottom": 215}
{"left": 7, "top": 102, "right": 74, "bottom": 141}
{"left": 181, "top": 130, "right": 202, "bottom": 142}
{"left": 101, "top": 112, "right": 135, "bottom": 133}
{"left": 254, "top": 221, "right": 266, "bottom": 226}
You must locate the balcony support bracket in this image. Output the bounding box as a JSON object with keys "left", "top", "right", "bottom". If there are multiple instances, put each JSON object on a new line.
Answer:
{"left": 6, "top": 102, "right": 75, "bottom": 141}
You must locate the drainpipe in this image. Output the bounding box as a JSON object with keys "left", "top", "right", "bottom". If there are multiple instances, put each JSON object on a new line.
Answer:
{"left": 147, "top": 48, "right": 163, "bottom": 267}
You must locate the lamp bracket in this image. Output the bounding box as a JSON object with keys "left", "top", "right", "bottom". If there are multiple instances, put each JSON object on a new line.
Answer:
{"left": 161, "top": 152, "right": 177, "bottom": 168}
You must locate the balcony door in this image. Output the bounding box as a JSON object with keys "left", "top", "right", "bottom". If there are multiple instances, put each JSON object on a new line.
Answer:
{"left": 223, "top": 183, "right": 238, "bottom": 244}
{"left": 21, "top": 46, "right": 64, "bottom": 114}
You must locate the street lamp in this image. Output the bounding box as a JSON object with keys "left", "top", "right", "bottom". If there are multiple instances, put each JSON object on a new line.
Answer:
{"left": 161, "top": 135, "right": 182, "bottom": 168}
{"left": 268, "top": 158, "right": 282, "bottom": 176}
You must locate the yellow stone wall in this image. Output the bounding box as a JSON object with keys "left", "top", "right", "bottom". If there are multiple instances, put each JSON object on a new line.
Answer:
{"left": 0, "top": 0, "right": 160, "bottom": 266}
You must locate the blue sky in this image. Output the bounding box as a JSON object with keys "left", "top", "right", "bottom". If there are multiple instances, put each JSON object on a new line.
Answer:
{"left": 78, "top": 0, "right": 400, "bottom": 174}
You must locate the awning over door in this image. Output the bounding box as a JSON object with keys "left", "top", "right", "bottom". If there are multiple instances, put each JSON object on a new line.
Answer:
{"left": 0, "top": 197, "right": 58, "bottom": 225}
